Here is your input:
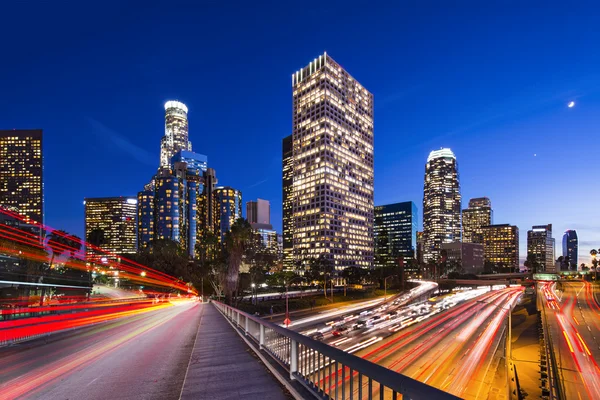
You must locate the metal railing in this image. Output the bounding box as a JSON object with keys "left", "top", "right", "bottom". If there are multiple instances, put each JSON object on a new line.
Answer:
{"left": 213, "top": 301, "right": 460, "bottom": 400}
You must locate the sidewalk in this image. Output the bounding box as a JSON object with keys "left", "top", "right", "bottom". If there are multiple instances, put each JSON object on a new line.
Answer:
{"left": 180, "top": 303, "right": 292, "bottom": 400}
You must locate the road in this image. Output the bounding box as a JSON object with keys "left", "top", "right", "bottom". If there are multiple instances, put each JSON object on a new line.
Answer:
{"left": 0, "top": 300, "right": 202, "bottom": 400}
{"left": 283, "top": 285, "right": 521, "bottom": 399}
{"left": 541, "top": 280, "right": 600, "bottom": 400}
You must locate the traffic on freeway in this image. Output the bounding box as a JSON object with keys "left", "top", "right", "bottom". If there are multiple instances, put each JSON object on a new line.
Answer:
{"left": 289, "top": 284, "right": 523, "bottom": 399}
{"left": 541, "top": 280, "right": 600, "bottom": 400}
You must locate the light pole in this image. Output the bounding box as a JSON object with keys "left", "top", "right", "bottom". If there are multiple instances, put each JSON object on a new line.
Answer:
{"left": 384, "top": 275, "right": 394, "bottom": 302}
{"left": 251, "top": 283, "right": 256, "bottom": 305}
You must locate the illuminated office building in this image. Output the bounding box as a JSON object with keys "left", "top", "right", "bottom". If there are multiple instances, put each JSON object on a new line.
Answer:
{"left": 247, "top": 198, "right": 271, "bottom": 227}
{"left": 84, "top": 197, "right": 137, "bottom": 260}
{"left": 282, "top": 135, "right": 293, "bottom": 269}
{"left": 440, "top": 242, "right": 485, "bottom": 274}
{"left": 290, "top": 53, "right": 374, "bottom": 271}
{"left": 416, "top": 231, "right": 424, "bottom": 266}
{"left": 137, "top": 189, "right": 154, "bottom": 248}
{"left": 214, "top": 186, "right": 242, "bottom": 242}
{"left": 0, "top": 130, "right": 43, "bottom": 229}
{"left": 374, "top": 202, "right": 418, "bottom": 270}
{"left": 562, "top": 230, "right": 578, "bottom": 270}
{"left": 422, "top": 148, "right": 461, "bottom": 263}
{"left": 160, "top": 101, "right": 191, "bottom": 167}
{"left": 527, "top": 224, "right": 554, "bottom": 272}
{"left": 481, "top": 224, "right": 519, "bottom": 270}
{"left": 171, "top": 150, "right": 207, "bottom": 175}
{"left": 462, "top": 197, "right": 492, "bottom": 244}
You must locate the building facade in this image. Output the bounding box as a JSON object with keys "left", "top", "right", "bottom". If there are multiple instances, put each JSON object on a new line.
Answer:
{"left": 282, "top": 135, "right": 294, "bottom": 269}
{"left": 440, "top": 242, "right": 485, "bottom": 275}
{"left": 160, "top": 101, "right": 191, "bottom": 167}
{"left": 374, "top": 201, "right": 418, "bottom": 270}
{"left": 527, "top": 224, "right": 555, "bottom": 272}
{"left": 214, "top": 187, "right": 242, "bottom": 242}
{"left": 422, "top": 148, "right": 461, "bottom": 263}
{"left": 462, "top": 197, "right": 492, "bottom": 244}
{"left": 481, "top": 224, "right": 519, "bottom": 270}
{"left": 290, "top": 53, "right": 374, "bottom": 271}
{"left": 0, "top": 130, "right": 43, "bottom": 228}
{"left": 247, "top": 199, "right": 271, "bottom": 227}
{"left": 84, "top": 197, "right": 137, "bottom": 260}
{"left": 562, "top": 230, "right": 578, "bottom": 270}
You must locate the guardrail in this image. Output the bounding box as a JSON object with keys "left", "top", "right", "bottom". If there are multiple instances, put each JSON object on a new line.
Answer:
{"left": 537, "top": 287, "right": 563, "bottom": 400}
{"left": 213, "top": 301, "right": 460, "bottom": 400}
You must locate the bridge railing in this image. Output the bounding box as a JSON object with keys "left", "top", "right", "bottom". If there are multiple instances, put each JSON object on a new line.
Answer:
{"left": 213, "top": 301, "right": 460, "bottom": 400}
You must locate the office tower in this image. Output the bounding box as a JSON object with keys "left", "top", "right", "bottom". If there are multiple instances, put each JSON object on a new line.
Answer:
{"left": 282, "top": 135, "right": 293, "bottom": 269}
{"left": 247, "top": 199, "right": 271, "bottom": 227}
{"left": 171, "top": 150, "right": 207, "bottom": 175}
{"left": 160, "top": 101, "right": 191, "bottom": 167}
{"left": 481, "top": 224, "right": 519, "bottom": 270}
{"left": 291, "top": 52, "right": 374, "bottom": 271}
{"left": 440, "top": 242, "right": 485, "bottom": 275}
{"left": 198, "top": 168, "right": 218, "bottom": 241}
{"left": 462, "top": 197, "right": 492, "bottom": 244}
{"left": 214, "top": 186, "right": 242, "bottom": 242}
{"left": 0, "top": 130, "right": 43, "bottom": 228}
{"left": 137, "top": 189, "right": 154, "bottom": 249}
{"left": 84, "top": 197, "right": 137, "bottom": 260}
{"left": 527, "top": 224, "right": 554, "bottom": 272}
{"left": 562, "top": 230, "right": 578, "bottom": 270}
{"left": 374, "top": 202, "right": 418, "bottom": 271}
{"left": 422, "top": 148, "right": 461, "bottom": 263}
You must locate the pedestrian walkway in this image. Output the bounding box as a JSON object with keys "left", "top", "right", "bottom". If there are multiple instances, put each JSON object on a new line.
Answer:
{"left": 180, "top": 303, "right": 291, "bottom": 400}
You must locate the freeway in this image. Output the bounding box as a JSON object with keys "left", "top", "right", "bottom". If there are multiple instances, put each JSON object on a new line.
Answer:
{"left": 285, "top": 284, "right": 522, "bottom": 399}
{"left": 541, "top": 280, "right": 600, "bottom": 400}
{"left": 0, "top": 299, "right": 201, "bottom": 400}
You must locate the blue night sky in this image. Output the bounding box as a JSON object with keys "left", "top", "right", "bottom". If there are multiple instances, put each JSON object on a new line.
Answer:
{"left": 1, "top": 2, "right": 599, "bottom": 264}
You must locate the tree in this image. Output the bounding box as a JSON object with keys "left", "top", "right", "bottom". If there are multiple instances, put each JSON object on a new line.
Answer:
{"left": 524, "top": 254, "right": 540, "bottom": 275}
{"left": 223, "top": 218, "right": 253, "bottom": 303}
{"left": 341, "top": 266, "right": 367, "bottom": 285}
{"left": 305, "top": 255, "right": 335, "bottom": 298}
{"left": 41, "top": 231, "right": 82, "bottom": 305}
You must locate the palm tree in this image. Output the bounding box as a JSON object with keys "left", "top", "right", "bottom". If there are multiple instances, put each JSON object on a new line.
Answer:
{"left": 41, "top": 230, "right": 82, "bottom": 305}
{"left": 224, "top": 218, "right": 252, "bottom": 303}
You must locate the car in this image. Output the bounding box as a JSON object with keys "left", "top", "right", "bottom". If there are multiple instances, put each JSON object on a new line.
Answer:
{"left": 332, "top": 326, "right": 348, "bottom": 337}
{"left": 310, "top": 332, "right": 324, "bottom": 341}
{"left": 352, "top": 321, "right": 366, "bottom": 330}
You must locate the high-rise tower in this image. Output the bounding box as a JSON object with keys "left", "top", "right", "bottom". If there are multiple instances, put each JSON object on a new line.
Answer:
{"left": 0, "top": 130, "right": 43, "bottom": 227}
{"left": 462, "top": 197, "right": 493, "bottom": 244}
{"left": 160, "top": 101, "right": 191, "bottom": 167}
{"left": 527, "top": 224, "right": 554, "bottom": 272}
{"left": 290, "top": 53, "right": 374, "bottom": 271}
{"left": 562, "top": 230, "right": 578, "bottom": 270}
{"left": 282, "top": 135, "right": 293, "bottom": 270}
{"left": 422, "top": 148, "right": 461, "bottom": 263}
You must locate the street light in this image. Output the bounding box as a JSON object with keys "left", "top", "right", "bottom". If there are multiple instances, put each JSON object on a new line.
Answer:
{"left": 140, "top": 271, "right": 146, "bottom": 277}
{"left": 283, "top": 276, "right": 308, "bottom": 327}
{"left": 251, "top": 283, "right": 256, "bottom": 305}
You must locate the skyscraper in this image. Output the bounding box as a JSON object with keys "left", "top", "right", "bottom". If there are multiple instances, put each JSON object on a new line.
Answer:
{"left": 562, "top": 230, "right": 578, "bottom": 270}
{"left": 247, "top": 199, "right": 271, "bottom": 227}
{"left": 214, "top": 186, "right": 242, "bottom": 242}
{"left": 481, "top": 224, "right": 519, "bottom": 270}
{"left": 282, "top": 135, "right": 293, "bottom": 269}
{"left": 422, "top": 148, "right": 461, "bottom": 263}
{"left": 374, "top": 201, "right": 418, "bottom": 269}
{"left": 462, "top": 197, "right": 492, "bottom": 244}
{"left": 84, "top": 197, "right": 137, "bottom": 260}
{"left": 0, "top": 130, "right": 43, "bottom": 227}
{"left": 160, "top": 101, "right": 191, "bottom": 167}
{"left": 290, "top": 52, "right": 374, "bottom": 271}
{"left": 527, "top": 224, "right": 554, "bottom": 272}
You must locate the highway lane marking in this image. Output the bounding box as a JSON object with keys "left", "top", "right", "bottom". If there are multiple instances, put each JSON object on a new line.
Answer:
{"left": 86, "top": 377, "right": 98, "bottom": 387}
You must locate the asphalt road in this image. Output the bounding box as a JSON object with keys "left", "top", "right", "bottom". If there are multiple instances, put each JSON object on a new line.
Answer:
{"left": 0, "top": 300, "right": 202, "bottom": 400}
{"left": 542, "top": 280, "right": 600, "bottom": 400}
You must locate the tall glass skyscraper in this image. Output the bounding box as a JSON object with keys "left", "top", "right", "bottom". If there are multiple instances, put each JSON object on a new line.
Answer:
{"left": 422, "top": 148, "right": 461, "bottom": 263}
{"left": 214, "top": 187, "right": 242, "bottom": 242}
{"left": 562, "top": 230, "right": 578, "bottom": 269}
{"left": 84, "top": 197, "right": 137, "bottom": 260}
{"left": 282, "top": 135, "right": 293, "bottom": 269}
{"left": 160, "top": 101, "right": 192, "bottom": 167}
{"left": 290, "top": 53, "right": 374, "bottom": 271}
{"left": 0, "top": 130, "right": 43, "bottom": 228}
{"left": 527, "top": 224, "right": 555, "bottom": 272}
{"left": 462, "top": 197, "right": 492, "bottom": 244}
{"left": 374, "top": 201, "right": 418, "bottom": 269}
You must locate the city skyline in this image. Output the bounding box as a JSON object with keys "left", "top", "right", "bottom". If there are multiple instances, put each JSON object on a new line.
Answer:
{"left": 1, "top": 3, "right": 598, "bottom": 265}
